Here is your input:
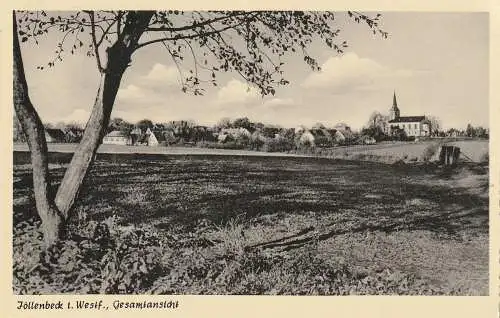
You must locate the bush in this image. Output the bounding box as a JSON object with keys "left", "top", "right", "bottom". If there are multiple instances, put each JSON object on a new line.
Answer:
{"left": 313, "top": 136, "right": 332, "bottom": 148}
{"left": 405, "top": 136, "right": 416, "bottom": 142}
{"left": 249, "top": 133, "right": 266, "bottom": 151}
{"left": 294, "top": 135, "right": 314, "bottom": 150}
{"left": 195, "top": 141, "right": 212, "bottom": 148}
{"left": 13, "top": 219, "right": 164, "bottom": 294}
{"left": 217, "top": 141, "right": 246, "bottom": 150}
{"left": 249, "top": 137, "right": 265, "bottom": 151}
{"left": 262, "top": 137, "right": 294, "bottom": 152}
{"left": 422, "top": 142, "right": 441, "bottom": 162}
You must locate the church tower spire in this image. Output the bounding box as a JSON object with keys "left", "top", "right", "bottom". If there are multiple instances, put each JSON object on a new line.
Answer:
{"left": 389, "top": 90, "right": 400, "bottom": 121}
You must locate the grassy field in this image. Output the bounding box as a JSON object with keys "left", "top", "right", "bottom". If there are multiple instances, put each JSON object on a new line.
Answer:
{"left": 12, "top": 143, "right": 309, "bottom": 157}
{"left": 13, "top": 152, "right": 489, "bottom": 295}
{"left": 300, "top": 140, "right": 488, "bottom": 163}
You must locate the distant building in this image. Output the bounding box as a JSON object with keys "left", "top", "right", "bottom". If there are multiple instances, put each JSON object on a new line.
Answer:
{"left": 102, "top": 130, "right": 132, "bottom": 145}
{"left": 387, "top": 91, "right": 431, "bottom": 137}
{"left": 218, "top": 127, "right": 251, "bottom": 142}
{"left": 295, "top": 125, "right": 307, "bottom": 134}
{"left": 139, "top": 128, "right": 159, "bottom": 146}
{"left": 334, "top": 123, "right": 351, "bottom": 132}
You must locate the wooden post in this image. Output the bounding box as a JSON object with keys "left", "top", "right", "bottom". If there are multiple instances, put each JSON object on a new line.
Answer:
{"left": 438, "top": 146, "right": 460, "bottom": 166}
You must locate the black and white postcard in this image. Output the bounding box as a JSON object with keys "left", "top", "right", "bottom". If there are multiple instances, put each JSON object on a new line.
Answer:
{"left": 3, "top": 3, "right": 498, "bottom": 318}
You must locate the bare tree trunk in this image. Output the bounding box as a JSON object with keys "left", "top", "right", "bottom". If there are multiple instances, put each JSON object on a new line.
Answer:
{"left": 14, "top": 11, "right": 153, "bottom": 244}
{"left": 13, "top": 14, "right": 64, "bottom": 246}
{"left": 54, "top": 69, "right": 122, "bottom": 216}
{"left": 55, "top": 11, "right": 154, "bottom": 219}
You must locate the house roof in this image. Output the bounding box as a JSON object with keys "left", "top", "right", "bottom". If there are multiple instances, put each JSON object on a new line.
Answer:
{"left": 391, "top": 91, "right": 399, "bottom": 111}
{"left": 221, "top": 127, "right": 251, "bottom": 136}
{"left": 105, "top": 130, "right": 129, "bottom": 137}
{"left": 334, "top": 123, "right": 351, "bottom": 131}
{"left": 388, "top": 116, "right": 426, "bottom": 123}
{"left": 193, "top": 125, "right": 209, "bottom": 130}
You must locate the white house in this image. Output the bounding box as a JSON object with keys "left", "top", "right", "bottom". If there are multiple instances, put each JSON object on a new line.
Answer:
{"left": 102, "top": 130, "right": 132, "bottom": 145}
{"left": 218, "top": 127, "right": 251, "bottom": 142}
{"left": 145, "top": 128, "right": 159, "bottom": 146}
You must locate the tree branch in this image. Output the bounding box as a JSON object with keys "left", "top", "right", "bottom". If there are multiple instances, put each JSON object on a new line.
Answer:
{"left": 86, "top": 11, "right": 104, "bottom": 73}
{"left": 161, "top": 40, "right": 186, "bottom": 88}
{"left": 135, "top": 23, "right": 240, "bottom": 49}
{"left": 96, "top": 20, "right": 118, "bottom": 47}
{"left": 136, "top": 12, "right": 261, "bottom": 51}
{"left": 116, "top": 11, "right": 123, "bottom": 37}
{"left": 146, "top": 11, "right": 254, "bottom": 32}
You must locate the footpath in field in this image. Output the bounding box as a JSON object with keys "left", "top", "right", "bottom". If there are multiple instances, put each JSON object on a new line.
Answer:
{"left": 13, "top": 139, "right": 488, "bottom": 163}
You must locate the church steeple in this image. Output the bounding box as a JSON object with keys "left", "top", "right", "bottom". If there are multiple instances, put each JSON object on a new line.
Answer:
{"left": 389, "top": 90, "right": 400, "bottom": 121}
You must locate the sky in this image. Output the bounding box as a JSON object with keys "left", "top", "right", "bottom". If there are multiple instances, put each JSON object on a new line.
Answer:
{"left": 20, "top": 11, "right": 489, "bottom": 131}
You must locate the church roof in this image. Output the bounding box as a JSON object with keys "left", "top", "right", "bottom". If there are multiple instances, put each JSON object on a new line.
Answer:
{"left": 391, "top": 91, "right": 399, "bottom": 111}
{"left": 388, "top": 116, "right": 426, "bottom": 123}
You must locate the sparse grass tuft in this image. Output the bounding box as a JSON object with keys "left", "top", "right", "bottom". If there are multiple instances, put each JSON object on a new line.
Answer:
{"left": 118, "top": 191, "right": 149, "bottom": 205}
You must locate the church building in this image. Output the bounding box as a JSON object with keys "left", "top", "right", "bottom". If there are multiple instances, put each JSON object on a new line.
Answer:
{"left": 387, "top": 91, "right": 431, "bottom": 137}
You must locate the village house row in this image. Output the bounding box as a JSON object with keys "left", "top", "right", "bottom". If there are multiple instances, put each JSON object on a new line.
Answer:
{"left": 100, "top": 92, "right": 433, "bottom": 147}
{"left": 13, "top": 92, "right": 486, "bottom": 146}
